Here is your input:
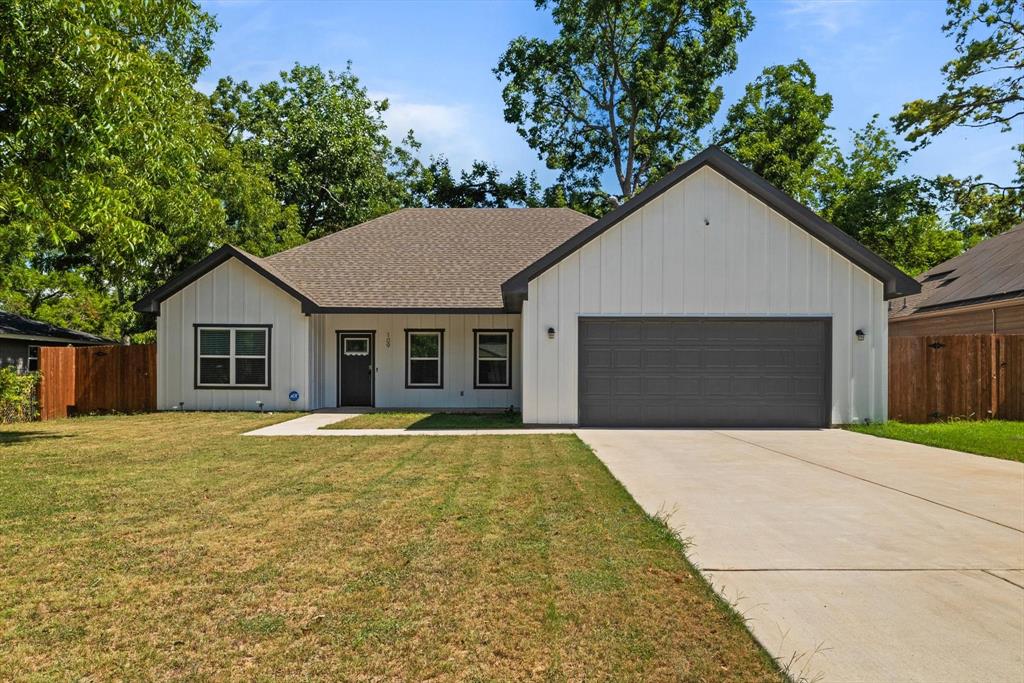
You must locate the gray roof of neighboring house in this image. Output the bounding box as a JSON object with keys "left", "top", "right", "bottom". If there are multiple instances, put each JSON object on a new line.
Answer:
{"left": 0, "top": 311, "right": 112, "bottom": 344}
{"left": 889, "top": 222, "right": 1024, "bottom": 319}
{"left": 135, "top": 208, "right": 595, "bottom": 313}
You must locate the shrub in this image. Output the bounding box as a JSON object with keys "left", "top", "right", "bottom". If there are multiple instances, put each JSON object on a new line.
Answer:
{"left": 0, "top": 366, "right": 39, "bottom": 423}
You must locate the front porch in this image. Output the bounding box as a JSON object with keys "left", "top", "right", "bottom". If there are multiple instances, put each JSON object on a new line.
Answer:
{"left": 308, "top": 312, "right": 522, "bottom": 411}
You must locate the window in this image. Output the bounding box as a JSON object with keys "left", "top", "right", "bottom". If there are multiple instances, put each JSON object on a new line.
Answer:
{"left": 475, "top": 330, "right": 511, "bottom": 388}
{"left": 195, "top": 325, "right": 270, "bottom": 388}
{"left": 27, "top": 346, "right": 39, "bottom": 372}
{"left": 406, "top": 330, "right": 443, "bottom": 388}
{"left": 344, "top": 338, "right": 369, "bottom": 356}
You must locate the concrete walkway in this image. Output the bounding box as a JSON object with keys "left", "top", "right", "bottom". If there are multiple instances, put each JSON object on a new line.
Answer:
{"left": 243, "top": 411, "right": 573, "bottom": 437}
{"left": 576, "top": 428, "right": 1024, "bottom": 683}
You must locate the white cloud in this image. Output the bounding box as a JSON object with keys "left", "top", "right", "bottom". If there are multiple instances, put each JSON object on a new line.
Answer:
{"left": 372, "top": 92, "right": 489, "bottom": 170}
{"left": 780, "top": 0, "right": 865, "bottom": 35}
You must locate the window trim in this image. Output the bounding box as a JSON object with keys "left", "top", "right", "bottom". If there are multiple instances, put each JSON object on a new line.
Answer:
{"left": 26, "top": 345, "right": 40, "bottom": 373}
{"left": 193, "top": 324, "right": 272, "bottom": 390}
{"left": 405, "top": 329, "right": 444, "bottom": 389}
{"left": 473, "top": 329, "right": 512, "bottom": 389}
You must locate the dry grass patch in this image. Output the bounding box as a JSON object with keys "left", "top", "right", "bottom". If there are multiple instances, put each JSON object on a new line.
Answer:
{"left": 324, "top": 411, "right": 523, "bottom": 430}
{"left": 0, "top": 413, "right": 781, "bottom": 680}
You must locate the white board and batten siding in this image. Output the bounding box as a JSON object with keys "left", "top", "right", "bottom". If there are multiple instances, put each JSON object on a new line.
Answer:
{"left": 522, "top": 166, "right": 889, "bottom": 425}
{"left": 157, "top": 258, "right": 311, "bottom": 411}
{"left": 314, "top": 313, "right": 521, "bottom": 410}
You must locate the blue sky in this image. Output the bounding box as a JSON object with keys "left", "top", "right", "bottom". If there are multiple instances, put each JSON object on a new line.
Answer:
{"left": 199, "top": 0, "right": 1019, "bottom": 190}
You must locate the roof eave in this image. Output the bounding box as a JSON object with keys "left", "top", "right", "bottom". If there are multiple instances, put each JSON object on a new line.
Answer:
{"left": 134, "top": 245, "right": 318, "bottom": 314}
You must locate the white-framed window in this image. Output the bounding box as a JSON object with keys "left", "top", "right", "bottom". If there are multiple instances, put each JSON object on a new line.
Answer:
{"left": 27, "top": 345, "right": 40, "bottom": 372}
{"left": 406, "top": 330, "right": 443, "bottom": 388}
{"left": 195, "top": 325, "right": 270, "bottom": 388}
{"left": 474, "top": 330, "right": 511, "bottom": 388}
{"left": 344, "top": 338, "right": 370, "bottom": 356}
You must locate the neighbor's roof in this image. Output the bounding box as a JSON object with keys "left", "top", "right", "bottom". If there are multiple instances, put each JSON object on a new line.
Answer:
{"left": 890, "top": 222, "right": 1024, "bottom": 319}
{"left": 502, "top": 146, "right": 921, "bottom": 304}
{"left": 0, "top": 311, "right": 112, "bottom": 344}
{"left": 135, "top": 208, "right": 595, "bottom": 313}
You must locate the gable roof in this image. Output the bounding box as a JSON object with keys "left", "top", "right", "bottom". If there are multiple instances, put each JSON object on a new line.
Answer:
{"left": 135, "top": 209, "right": 595, "bottom": 314}
{"left": 501, "top": 146, "right": 921, "bottom": 307}
{"left": 135, "top": 244, "right": 319, "bottom": 314}
{"left": 890, "top": 222, "right": 1024, "bottom": 319}
{"left": 0, "top": 311, "right": 112, "bottom": 344}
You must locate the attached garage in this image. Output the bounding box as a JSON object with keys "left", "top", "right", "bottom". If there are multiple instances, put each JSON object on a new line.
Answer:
{"left": 578, "top": 317, "right": 830, "bottom": 427}
{"left": 507, "top": 147, "right": 920, "bottom": 427}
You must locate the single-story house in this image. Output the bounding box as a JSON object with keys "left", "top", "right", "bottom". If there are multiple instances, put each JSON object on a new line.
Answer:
{"left": 889, "top": 222, "right": 1023, "bottom": 336}
{"left": 0, "top": 311, "right": 112, "bottom": 372}
{"left": 135, "top": 147, "right": 920, "bottom": 427}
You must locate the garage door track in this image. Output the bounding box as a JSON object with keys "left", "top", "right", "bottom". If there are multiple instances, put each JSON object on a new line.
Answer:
{"left": 576, "top": 428, "right": 1024, "bottom": 683}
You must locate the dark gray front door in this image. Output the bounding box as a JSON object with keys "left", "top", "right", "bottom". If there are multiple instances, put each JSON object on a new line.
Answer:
{"left": 578, "top": 317, "right": 831, "bottom": 428}
{"left": 338, "top": 333, "right": 374, "bottom": 406}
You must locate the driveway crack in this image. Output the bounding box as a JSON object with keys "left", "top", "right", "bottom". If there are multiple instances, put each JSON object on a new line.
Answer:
{"left": 712, "top": 430, "right": 1024, "bottom": 534}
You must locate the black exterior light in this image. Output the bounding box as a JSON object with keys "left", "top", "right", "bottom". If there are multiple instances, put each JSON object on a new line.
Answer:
{"left": 855, "top": 329, "right": 866, "bottom": 341}
{"left": 547, "top": 327, "right": 556, "bottom": 339}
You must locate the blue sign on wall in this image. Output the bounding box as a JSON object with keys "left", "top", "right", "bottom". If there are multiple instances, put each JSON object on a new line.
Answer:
{"left": 288, "top": 390, "right": 300, "bottom": 402}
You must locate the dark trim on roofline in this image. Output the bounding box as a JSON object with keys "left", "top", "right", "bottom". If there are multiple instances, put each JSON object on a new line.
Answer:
{"left": 134, "top": 245, "right": 317, "bottom": 314}
{"left": 314, "top": 306, "right": 509, "bottom": 315}
{"left": 500, "top": 146, "right": 921, "bottom": 308}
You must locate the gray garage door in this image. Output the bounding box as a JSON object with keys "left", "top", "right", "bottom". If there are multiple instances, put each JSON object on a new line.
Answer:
{"left": 578, "top": 317, "right": 831, "bottom": 428}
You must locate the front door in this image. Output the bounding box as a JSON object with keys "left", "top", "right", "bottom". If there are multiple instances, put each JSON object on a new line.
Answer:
{"left": 338, "top": 333, "right": 374, "bottom": 406}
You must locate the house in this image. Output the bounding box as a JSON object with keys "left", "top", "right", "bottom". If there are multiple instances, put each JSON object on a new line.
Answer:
{"left": 0, "top": 311, "right": 112, "bottom": 372}
{"left": 135, "top": 147, "right": 920, "bottom": 426}
{"left": 889, "top": 223, "right": 1024, "bottom": 336}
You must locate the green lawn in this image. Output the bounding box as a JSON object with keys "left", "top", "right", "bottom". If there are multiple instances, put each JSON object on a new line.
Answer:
{"left": 0, "top": 413, "right": 780, "bottom": 680}
{"left": 323, "top": 410, "right": 524, "bottom": 430}
{"left": 848, "top": 420, "right": 1024, "bottom": 463}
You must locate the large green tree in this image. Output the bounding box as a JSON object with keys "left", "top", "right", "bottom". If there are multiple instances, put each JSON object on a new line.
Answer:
{"left": 0, "top": 0, "right": 298, "bottom": 338}
{"left": 495, "top": 0, "right": 754, "bottom": 199}
{"left": 820, "top": 119, "right": 962, "bottom": 275}
{"left": 894, "top": 0, "right": 1022, "bottom": 239}
{"left": 715, "top": 60, "right": 834, "bottom": 205}
{"left": 211, "top": 65, "right": 411, "bottom": 239}
{"left": 894, "top": 0, "right": 1022, "bottom": 149}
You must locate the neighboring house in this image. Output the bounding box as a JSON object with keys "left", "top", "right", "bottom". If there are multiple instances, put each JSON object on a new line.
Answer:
{"left": 135, "top": 147, "right": 919, "bottom": 426}
{"left": 0, "top": 311, "right": 112, "bottom": 372}
{"left": 889, "top": 223, "right": 1024, "bottom": 336}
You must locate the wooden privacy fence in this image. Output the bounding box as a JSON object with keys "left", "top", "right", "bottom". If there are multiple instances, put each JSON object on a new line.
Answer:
{"left": 38, "top": 344, "right": 156, "bottom": 420}
{"left": 889, "top": 334, "right": 1023, "bottom": 422}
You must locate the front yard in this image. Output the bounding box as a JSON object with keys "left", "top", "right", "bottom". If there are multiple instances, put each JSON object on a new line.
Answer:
{"left": 848, "top": 420, "right": 1024, "bottom": 463}
{"left": 323, "top": 410, "right": 524, "bottom": 430}
{"left": 0, "top": 413, "right": 779, "bottom": 680}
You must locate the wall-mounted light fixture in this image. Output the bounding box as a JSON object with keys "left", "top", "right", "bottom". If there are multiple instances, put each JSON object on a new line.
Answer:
{"left": 547, "top": 327, "right": 556, "bottom": 339}
{"left": 855, "top": 329, "right": 866, "bottom": 342}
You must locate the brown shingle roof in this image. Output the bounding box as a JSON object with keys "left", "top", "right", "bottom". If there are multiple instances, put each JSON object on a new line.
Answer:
{"left": 262, "top": 208, "right": 595, "bottom": 309}
{"left": 889, "top": 223, "right": 1024, "bottom": 319}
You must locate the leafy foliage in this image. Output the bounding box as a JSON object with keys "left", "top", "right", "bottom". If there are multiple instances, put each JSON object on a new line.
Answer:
{"left": 496, "top": 0, "right": 754, "bottom": 198}
{"left": 210, "top": 65, "right": 411, "bottom": 239}
{"left": 0, "top": 366, "right": 38, "bottom": 424}
{"left": 715, "top": 60, "right": 834, "bottom": 205}
{"left": 819, "top": 120, "right": 962, "bottom": 275}
{"left": 893, "top": 0, "right": 1023, "bottom": 241}
{"left": 894, "top": 0, "right": 1022, "bottom": 148}
{"left": 407, "top": 157, "right": 542, "bottom": 208}
{"left": 0, "top": 0, "right": 299, "bottom": 338}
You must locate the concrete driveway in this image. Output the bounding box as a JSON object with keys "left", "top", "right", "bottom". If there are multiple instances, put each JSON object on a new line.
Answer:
{"left": 576, "top": 428, "right": 1024, "bottom": 683}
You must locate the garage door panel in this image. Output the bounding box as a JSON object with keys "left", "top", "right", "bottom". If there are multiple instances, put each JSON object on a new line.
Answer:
{"left": 579, "top": 317, "right": 830, "bottom": 427}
